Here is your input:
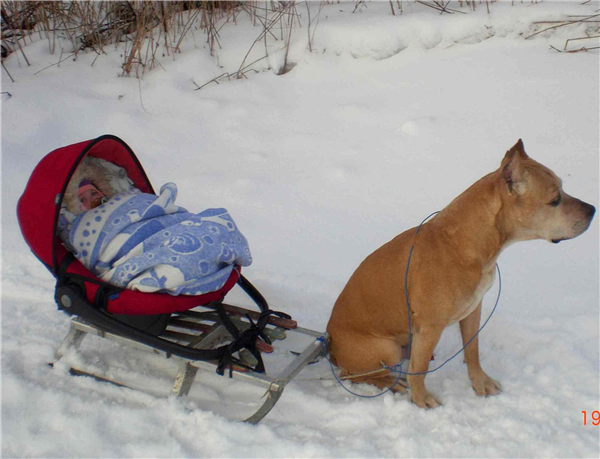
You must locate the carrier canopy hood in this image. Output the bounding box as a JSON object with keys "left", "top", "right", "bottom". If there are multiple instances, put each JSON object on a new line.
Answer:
{"left": 18, "top": 135, "right": 154, "bottom": 273}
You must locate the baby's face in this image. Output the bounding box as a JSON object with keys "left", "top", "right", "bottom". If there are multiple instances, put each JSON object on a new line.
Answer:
{"left": 79, "top": 187, "right": 106, "bottom": 211}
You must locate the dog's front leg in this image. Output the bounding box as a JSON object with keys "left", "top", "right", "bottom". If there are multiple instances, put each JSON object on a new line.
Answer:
{"left": 460, "top": 302, "right": 501, "bottom": 397}
{"left": 407, "top": 324, "right": 444, "bottom": 409}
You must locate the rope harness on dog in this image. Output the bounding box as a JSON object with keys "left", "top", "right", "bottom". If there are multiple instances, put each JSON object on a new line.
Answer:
{"left": 321, "top": 211, "right": 502, "bottom": 399}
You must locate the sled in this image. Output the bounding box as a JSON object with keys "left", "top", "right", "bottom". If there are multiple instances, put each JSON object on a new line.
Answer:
{"left": 17, "top": 134, "right": 328, "bottom": 423}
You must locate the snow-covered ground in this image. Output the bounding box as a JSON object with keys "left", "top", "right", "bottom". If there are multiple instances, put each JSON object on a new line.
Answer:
{"left": 2, "top": 1, "right": 599, "bottom": 457}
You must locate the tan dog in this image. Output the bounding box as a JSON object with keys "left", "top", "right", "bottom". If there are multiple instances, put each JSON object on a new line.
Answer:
{"left": 326, "top": 139, "right": 596, "bottom": 408}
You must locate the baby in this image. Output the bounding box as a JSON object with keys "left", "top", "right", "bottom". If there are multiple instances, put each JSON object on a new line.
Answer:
{"left": 62, "top": 156, "right": 132, "bottom": 216}
{"left": 76, "top": 179, "right": 107, "bottom": 211}
{"left": 59, "top": 157, "right": 252, "bottom": 296}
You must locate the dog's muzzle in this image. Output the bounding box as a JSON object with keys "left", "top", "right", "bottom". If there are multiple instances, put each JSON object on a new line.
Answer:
{"left": 553, "top": 203, "right": 596, "bottom": 243}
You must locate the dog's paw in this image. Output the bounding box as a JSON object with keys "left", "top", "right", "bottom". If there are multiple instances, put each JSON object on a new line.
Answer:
{"left": 411, "top": 391, "right": 442, "bottom": 409}
{"left": 471, "top": 372, "right": 501, "bottom": 397}
{"left": 389, "top": 376, "right": 409, "bottom": 394}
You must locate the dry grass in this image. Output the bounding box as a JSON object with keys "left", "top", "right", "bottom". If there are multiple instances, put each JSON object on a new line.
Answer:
{"left": 2, "top": 1, "right": 598, "bottom": 81}
{"left": 1, "top": 1, "right": 280, "bottom": 78}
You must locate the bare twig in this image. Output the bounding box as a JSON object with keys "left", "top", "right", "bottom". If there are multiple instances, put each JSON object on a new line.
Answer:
{"left": 2, "top": 62, "right": 15, "bottom": 83}
{"left": 305, "top": 1, "right": 313, "bottom": 52}
{"left": 281, "top": 3, "right": 295, "bottom": 74}
{"left": 195, "top": 55, "right": 269, "bottom": 91}
{"left": 173, "top": 8, "right": 201, "bottom": 54}
{"left": 309, "top": 1, "right": 327, "bottom": 50}
{"left": 194, "top": 71, "right": 228, "bottom": 91}
{"left": 551, "top": 44, "right": 599, "bottom": 53}
{"left": 353, "top": 1, "right": 367, "bottom": 14}
{"left": 34, "top": 52, "right": 76, "bottom": 75}
{"left": 533, "top": 20, "right": 600, "bottom": 24}
{"left": 525, "top": 14, "right": 600, "bottom": 39}
{"left": 565, "top": 35, "right": 600, "bottom": 50}
{"left": 15, "top": 32, "right": 31, "bottom": 66}
{"left": 415, "top": 0, "right": 466, "bottom": 15}
{"left": 138, "top": 77, "right": 151, "bottom": 114}
{"left": 235, "top": 4, "right": 294, "bottom": 78}
{"left": 238, "top": 55, "right": 269, "bottom": 74}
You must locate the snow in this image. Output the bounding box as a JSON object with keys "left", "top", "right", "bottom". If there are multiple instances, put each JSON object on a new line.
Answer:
{"left": 2, "top": 1, "right": 599, "bottom": 457}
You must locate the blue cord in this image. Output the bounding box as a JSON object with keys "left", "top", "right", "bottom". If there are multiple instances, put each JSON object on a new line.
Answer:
{"left": 321, "top": 211, "right": 502, "bottom": 398}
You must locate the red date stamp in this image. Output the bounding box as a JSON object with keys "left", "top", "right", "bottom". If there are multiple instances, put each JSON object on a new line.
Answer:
{"left": 582, "top": 411, "right": 600, "bottom": 426}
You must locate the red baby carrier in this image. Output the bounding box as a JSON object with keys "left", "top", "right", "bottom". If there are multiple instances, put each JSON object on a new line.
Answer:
{"left": 17, "top": 134, "right": 290, "bottom": 375}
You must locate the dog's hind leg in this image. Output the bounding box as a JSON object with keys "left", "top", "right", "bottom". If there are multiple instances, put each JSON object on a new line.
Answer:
{"left": 341, "top": 368, "right": 408, "bottom": 393}
{"left": 329, "top": 331, "right": 409, "bottom": 393}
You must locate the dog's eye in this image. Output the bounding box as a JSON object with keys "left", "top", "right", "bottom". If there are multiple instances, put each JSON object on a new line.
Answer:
{"left": 549, "top": 195, "right": 562, "bottom": 207}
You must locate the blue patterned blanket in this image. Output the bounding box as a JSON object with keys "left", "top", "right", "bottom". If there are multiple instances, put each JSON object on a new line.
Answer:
{"left": 69, "top": 183, "right": 252, "bottom": 295}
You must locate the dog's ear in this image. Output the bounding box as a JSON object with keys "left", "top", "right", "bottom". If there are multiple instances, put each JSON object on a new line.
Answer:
{"left": 501, "top": 139, "right": 529, "bottom": 195}
{"left": 502, "top": 139, "right": 529, "bottom": 162}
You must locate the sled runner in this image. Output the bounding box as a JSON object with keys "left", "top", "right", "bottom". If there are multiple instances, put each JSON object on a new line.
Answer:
{"left": 17, "top": 134, "right": 328, "bottom": 423}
